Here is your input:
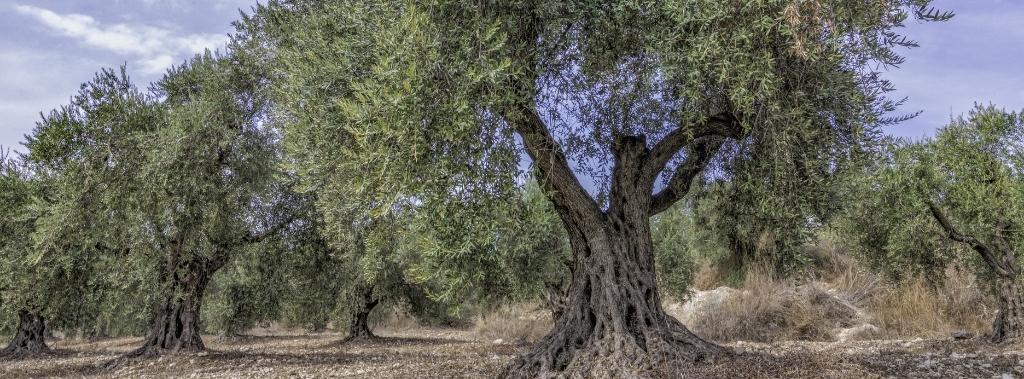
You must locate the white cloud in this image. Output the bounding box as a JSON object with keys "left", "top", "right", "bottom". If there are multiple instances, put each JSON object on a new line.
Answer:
{"left": 13, "top": 4, "right": 226, "bottom": 74}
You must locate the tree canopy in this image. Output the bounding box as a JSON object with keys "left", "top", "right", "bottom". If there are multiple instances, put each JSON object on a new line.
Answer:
{"left": 243, "top": 1, "right": 951, "bottom": 377}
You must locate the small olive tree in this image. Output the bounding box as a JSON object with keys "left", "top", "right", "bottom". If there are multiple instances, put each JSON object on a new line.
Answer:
{"left": 842, "top": 105, "right": 1024, "bottom": 341}
{"left": 23, "top": 53, "right": 297, "bottom": 357}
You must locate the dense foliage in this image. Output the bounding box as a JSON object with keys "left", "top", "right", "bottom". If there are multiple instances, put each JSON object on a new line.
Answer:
{"left": 12, "top": 0, "right": 1014, "bottom": 377}
{"left": 841, "top": 105, "right": 1024, "bottom": 281}
{"left": 240, "top": 1, "right": 951, "bottom": 377}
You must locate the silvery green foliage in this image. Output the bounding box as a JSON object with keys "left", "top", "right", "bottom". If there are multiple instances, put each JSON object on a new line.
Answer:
{"left": 15, "top": 50, "right": 290, "bottom": 336}
{"left": 650, "top": 203, "right": 702, "bottom": 299}
{"left": 406, "top": 182, "right": 570, "bottom": 310}
{"left": 839, "top": 105, "right": 1024, "bottom": 281}
{"left": 243, "top": 0, "right": 949, "bottom": 310}
{"left": 0, "top": 69, "right": 148, "bottom": 336}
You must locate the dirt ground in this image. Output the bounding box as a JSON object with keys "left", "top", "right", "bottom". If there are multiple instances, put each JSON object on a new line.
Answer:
{"left": 2, "top": 328, "right": 1024, "bottom": 378}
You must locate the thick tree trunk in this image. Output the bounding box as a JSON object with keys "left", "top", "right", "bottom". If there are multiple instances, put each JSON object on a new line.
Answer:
{"left": 501, "top": 137, "right": 725, "bottom": 378}
{"left": 2, "top": 310, "right": 49, "bottom": 356}
{"left": 501, "top": 211, "right": 725, "bottom": 377}
{"left": 345, "top": 289, "right": 379, "bottom": 341}
{"left": 991, "top": 275, "right": 1024, "bottom": 342}
{"left": 128, "top": 255, "right": 214, "bottom": 357}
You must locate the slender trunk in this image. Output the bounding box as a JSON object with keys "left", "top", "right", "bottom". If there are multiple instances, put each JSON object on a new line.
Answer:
{"left": 309, "top": 320, "right": 328, "bottom": 334}
{"left": 2, "top": 310, "right": 49, "bottom": 356}
{"left": 991, "top": 222, "right": 1024, "bottom": 342}
{"left": 345, "top": 288, "right": 379, "bottom": 341}
{"left": 501, "top": 138, "right": 724, "bottom": 378}
{"left": 128, "top": 254, "right": 214, "bottom": 357}
{"left": 87, "top": 320, "right": 110, "bottom": 342}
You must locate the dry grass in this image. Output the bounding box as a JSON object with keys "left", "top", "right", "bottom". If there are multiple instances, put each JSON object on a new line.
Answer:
{"left": 866, "top": 267, "right": 993, "bottom": 339}
{"left": 691, "top": 258, "right": 724, "bottom": 291}
{"left": 377, "top": 308, "right": 424, "bottom": 332}
{"left": 676, "top": 237, "right": 995, "bottom": 344}
{"left": 683, "top": 267, "right": 862, "bottom": 343}
{"left": 471, "top": 303, "right": 552, "bottom": 344}
{"left": 806, "top": 236, "right": 993, "bottom": 340}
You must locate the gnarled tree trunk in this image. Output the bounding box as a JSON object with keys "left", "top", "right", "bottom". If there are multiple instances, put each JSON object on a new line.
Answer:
{"left": 992, "top": 275, "right": 1024, "bottom": 342}
{"left": 128, "top": 254, "right": 217, "bottom": 357}
{"left": 345, "top": 288, "right": 379, "bottom": 341}
{"left": 2, "top": 310, "right": 49, "bottom": 356}
{"left": 501, "top": 136, "right": 726, "bottom": 378}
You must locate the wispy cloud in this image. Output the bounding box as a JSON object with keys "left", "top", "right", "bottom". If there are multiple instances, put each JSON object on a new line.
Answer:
{"left": 13, "top": 4, "right": 226, "bottom": 74}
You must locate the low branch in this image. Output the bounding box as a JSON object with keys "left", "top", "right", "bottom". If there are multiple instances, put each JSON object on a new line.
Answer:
{"left": 650, "top": 137, "right": 726, "bottom": 215}
{"left": 502, "top": 103, "right": 603, "bottom": 227}
{"left": 242, "top": 212, "right": 300, "bottom": 246}
{"left": 927, "top": 201, "right": 1012, "bottom": 277}
{"left": 643, "top": 113, "right": 742, "bottom": 185}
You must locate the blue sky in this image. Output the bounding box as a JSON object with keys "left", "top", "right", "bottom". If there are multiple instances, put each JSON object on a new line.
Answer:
{"left": 0, "top": 0, "right": 255, "bottom": 153}
{"left": 1, "top": 0, "right": 1022, "bottom": 153}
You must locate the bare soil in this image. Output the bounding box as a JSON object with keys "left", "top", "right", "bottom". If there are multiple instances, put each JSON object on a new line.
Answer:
{"left": 2, "top": 328, "right": 1024, "bottom": 378}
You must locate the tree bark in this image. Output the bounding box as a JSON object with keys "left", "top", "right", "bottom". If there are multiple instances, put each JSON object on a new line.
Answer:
{"left": 345, "top": 288, "right": 379, "bottom": 341}
{"left": 2, "top": 310, "right": 50, "bottom": 356}
{"left": 127, "top": 254, "right": 215, "bottom": 357}
{"left": 500, "top": 136, "right": 726, "bottom": 378}
{"left": 992, "top": 275, "right": 1024, "bottom": 342}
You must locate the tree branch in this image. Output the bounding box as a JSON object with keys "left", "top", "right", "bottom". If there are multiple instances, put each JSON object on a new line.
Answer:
{"left": 206, "top": 212, "right": 301, "bottom": 272}
{"left": 242, "top": 212, "right": 299, "bottom": 246}
{"left": 643, "top": 112, "right": 742, "bottom": 185}
{"left": 927, "top": 201, "right": 1012, "bottom": 277}
{"left": 502, "top": 104, "right": 603, "bottom": 227}
{"left": 649, "top": 136, "right": 726, "bottom": 215}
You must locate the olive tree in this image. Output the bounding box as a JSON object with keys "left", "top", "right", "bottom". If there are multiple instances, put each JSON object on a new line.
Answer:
{"left": 0, "top": 154, "right": 50, "bottom": 355}
{"left": 23, "top": 53, "right": 297, "bottom": 356}
{"left": 843, "top": 105, "right": 1024, "bottom": 342}
{"left": 247, "top": 1, "right": 949, "bottom": 376}
{"left": 1, "top": 70, "right": 144, "bottom": 354}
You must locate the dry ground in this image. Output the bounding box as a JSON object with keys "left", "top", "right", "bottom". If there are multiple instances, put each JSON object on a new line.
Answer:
{"left": 3, "top": 328, "right": 1024, "bottom": 378}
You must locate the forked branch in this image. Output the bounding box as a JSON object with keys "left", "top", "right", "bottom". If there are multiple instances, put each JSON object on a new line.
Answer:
{"left": 650, "top": 137, "right": 726, "bottom": 215}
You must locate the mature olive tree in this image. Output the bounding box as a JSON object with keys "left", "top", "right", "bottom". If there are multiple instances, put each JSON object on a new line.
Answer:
{"left": 1, "top": 72, "right": 136, "bottom": 355}
{"left": 23, "top": 53, "right": 297, "bottom": 356}
{"left": 843, "top": 105, "right": 1024, "bottom": 342}
{"left": 0, "top": 154, "right": 50, "bottom": 356}
{"left": 248, "top": 1, "right": 948, "bottom": 376}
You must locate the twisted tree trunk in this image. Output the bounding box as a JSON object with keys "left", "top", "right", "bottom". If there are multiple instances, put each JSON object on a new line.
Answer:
{"left": 2, "top": 310, "right": 49, "bottom": 356}
{"left": 127, "top": 253, "right": 217, "bottom": 357}
{"left": 345, "top": 288, "right": 379, "bottom": 341}
{"left": 992, "top": 275, "right": 1024, "bottom": 342}
{"left": 501, "top": 136, "right": 726, "bottom": 378}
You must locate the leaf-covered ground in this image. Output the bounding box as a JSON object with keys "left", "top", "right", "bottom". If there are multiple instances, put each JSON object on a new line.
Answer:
{"left": 2, "top": 328, "right": 1023, "bottom": 378}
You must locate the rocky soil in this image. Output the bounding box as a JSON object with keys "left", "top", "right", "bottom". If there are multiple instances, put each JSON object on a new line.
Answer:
{"left": 2, "top": 328, "right": 1023, "bottom": 378}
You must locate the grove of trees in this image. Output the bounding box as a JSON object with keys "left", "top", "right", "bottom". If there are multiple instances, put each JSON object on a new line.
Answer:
{"left": 7, "top": 1, "right": 1024, "bottom": 379}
